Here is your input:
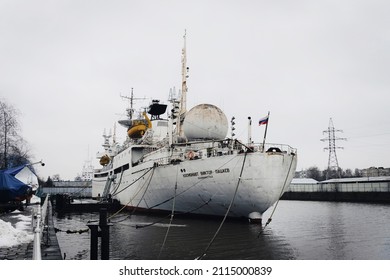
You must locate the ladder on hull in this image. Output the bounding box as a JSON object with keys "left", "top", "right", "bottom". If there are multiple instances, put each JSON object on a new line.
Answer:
{"left": 102, "top": 176, "right": 114, "bottom": 200}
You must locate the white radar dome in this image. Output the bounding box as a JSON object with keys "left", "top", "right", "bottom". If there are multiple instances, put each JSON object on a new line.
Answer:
{"left": 183, "top": 104, "right": 228, "bottom": 141}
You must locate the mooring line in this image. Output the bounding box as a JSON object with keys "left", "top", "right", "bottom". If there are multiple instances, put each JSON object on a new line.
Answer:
{"left": 128, "top": 167, "right": 155, "bottom": 215}
{"left": 109, "top": 168, "right": 125, "bottom": 197}
{"left": 257, "top": 153, "right": 296, "bottom": 237}
{"left": 108, "top": 167, "right": 155, "bottom": 221}
{"left": 196, "top": 151, "right": 248, "bottom": 260}
{"left": 111, "top": 167, "right": 154, "bottom": 197}
{"left": 147, "top": 154, "right": 240, "bottom": 211}
{"left": 158, "top": 166, "right": 179, "bottom": 259}
{"left": 135, "top": 197, "right": 212, "bottom": 229}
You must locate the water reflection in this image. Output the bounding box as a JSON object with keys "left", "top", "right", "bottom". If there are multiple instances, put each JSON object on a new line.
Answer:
{"left": 110, "top": 214, "right": 297, "bottom": 260}
{"left": 326, "top": 202, "right": 347, "bottom": 259}
{"left": 267, "top": 201, "right": 390, "bottom": 260}
{"left": 54, "top": 201, "right": 390, "bottom": 260}
{"left": 55, "top": 212, "right": 296, "bottom": 260}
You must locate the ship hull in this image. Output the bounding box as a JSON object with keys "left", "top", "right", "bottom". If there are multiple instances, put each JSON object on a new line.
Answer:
{"left": 93, "top": 149, "right": 297, "bottom": 220}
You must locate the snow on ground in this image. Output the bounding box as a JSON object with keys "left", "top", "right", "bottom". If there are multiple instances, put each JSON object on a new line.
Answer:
{"left": 0, "top": 219, "right": 33, "bottom": 248}
{"left": 30, "top": 195, "right": 41, "bottom": 204}
{"left": 0, "top": 196, "right": 40, "bottom": 248}
{"left": 14, "top": 214, "right": 32, "bottom": 231}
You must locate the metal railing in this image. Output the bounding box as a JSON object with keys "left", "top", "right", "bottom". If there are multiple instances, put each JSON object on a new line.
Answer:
{"left": 32, "top": 195, "right": 50, "bottom": 260}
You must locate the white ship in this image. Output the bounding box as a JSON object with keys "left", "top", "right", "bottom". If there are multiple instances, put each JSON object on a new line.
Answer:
{"left": 92, "top": 34, "right": 297, "bottom": 222}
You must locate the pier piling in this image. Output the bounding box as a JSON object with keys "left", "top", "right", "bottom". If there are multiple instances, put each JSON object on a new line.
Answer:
{"left": 87, "top": 208, "right": 112, "bottom": 260}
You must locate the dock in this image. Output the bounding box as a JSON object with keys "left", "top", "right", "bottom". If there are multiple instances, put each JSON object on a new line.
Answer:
{"left": 0, "top": 200, "right": 63, "bottom": 260}
{"left": 53, "top": 194, "right": 120, "bottom": 214}
{"left": 36, "top": 200, "right": 63, "bottom": 260}
{"left": 0, "top": 195, "right": 119, "bottom": 260}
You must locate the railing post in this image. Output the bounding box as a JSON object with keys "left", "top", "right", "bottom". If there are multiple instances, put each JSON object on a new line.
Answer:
{"left": 32, "top": 206, "right": 42, "bottom": 260}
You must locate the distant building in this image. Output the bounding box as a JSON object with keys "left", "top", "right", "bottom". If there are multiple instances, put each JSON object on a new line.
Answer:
{"left": 283, "top": 176, "right": 390, "bottom": 202}
{"left": 40, "top": 181, "right": 92, "bottom": 197}
{"left": 361, "top": 167, "right": 390, "bottom": 177}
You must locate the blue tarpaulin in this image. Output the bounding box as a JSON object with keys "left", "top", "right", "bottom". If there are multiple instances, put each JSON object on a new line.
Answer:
{"left": 0, "top": 165, "right": 31, "bottom": 203}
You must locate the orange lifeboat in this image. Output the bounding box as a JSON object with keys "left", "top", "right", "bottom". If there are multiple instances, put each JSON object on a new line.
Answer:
{"left": 127, "top": 112, "right": 152, "bottom": 139}
{"left": 99, "top": 154, "right": 111, "bottom": 166}
{"left": 127, "top": 123, "right": 147, "bottom": 138}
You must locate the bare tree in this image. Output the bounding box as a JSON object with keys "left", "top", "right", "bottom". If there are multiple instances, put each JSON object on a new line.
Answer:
{"left": 0, "top": 99, "right": 30, "bottom": 169}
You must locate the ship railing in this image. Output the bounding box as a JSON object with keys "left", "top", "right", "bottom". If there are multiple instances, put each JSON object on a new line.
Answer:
{"left": 138, "top": 141, "right": 297, "bottom": 166}
{"left": 179, "top": 140, "right": 297, "bottom": 155}
{"left": 172, "top": 139, "right": 296, "bottom": 153}
{"left": 171, "top": 140, "right": 297, "bottom": 158}
{"left": 249, "top": 143, "right": 297, "bottom": 155}
{"left": 142, "top": 155, "right": 171, "bottom": 166}
{"left": 32, "top": 194, "right": 50, "bottom": 260}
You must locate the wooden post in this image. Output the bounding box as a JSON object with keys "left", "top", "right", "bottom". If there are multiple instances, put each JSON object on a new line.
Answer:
{"left": 88, "top": 224, "right": 99, "bottom": 260}
{"left": 99, "top": 208, "right": 110, "bottom": 260}
{"left": 87, "top": 208, "right": 112, "bottom": 260}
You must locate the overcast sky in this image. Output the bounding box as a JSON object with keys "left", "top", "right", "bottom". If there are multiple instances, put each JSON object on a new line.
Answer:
{"left": 1, "top": 0, "right": 389, "bottom": 180}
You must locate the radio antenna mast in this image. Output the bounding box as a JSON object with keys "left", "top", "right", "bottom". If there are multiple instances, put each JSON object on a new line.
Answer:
{"left": 177, "top": 30, "right": 189, "bottom": 137}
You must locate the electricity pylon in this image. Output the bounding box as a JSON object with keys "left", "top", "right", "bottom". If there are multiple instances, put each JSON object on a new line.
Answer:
{"left": 321, "top": 118, "right": 346, "bottom": 179}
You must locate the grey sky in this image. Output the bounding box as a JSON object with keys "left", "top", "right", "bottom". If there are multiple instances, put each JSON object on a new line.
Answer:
{"left": 1, "top": 0, "right": 389, "bottom": 180}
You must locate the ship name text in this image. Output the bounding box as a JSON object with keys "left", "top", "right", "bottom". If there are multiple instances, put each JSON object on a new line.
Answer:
{"left": 182, "top": 168, "right": 230, "bottom": 179}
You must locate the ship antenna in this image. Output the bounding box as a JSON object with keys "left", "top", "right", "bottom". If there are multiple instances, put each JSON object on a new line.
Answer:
{"left": 180, "top": 29, "right": 188, "bottom": 115}
{"left": 130, "top": 87, "right": 134, "bottom": 120}
{"left": 113, "top": 122, "right": 117, "bottom": 144}
{"left": 177, "top": 30, "right": 189, "bottom": 137}
{"left": 120, "top": 87, "right": 135, "bottom": 120}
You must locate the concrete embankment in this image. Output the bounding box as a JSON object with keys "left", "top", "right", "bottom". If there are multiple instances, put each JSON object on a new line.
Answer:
{"left": 281, "top": 191, "right": 390, "bottom": 203}
{"left": 283, "top": 176, "right": 390, "bottom": 203}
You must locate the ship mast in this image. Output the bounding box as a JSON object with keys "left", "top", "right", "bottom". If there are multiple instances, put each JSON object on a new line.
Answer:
{"left": 177, "top": 30, "right": 189, "bottom": 137}
{"left": 181, "top": 30, "right": 188, "bottom": 116}
{"left": 128, "top": 88, "right": 134, "bottom": 120}
{"left": 120, "top": 88, "right": 135, "bottom": 121}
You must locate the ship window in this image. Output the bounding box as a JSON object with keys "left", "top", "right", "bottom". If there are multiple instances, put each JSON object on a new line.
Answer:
{"left": 114, "top": 163, "right": 129, "bottom": 174}
{"left": 114, "top": 163, "right": 130, "bottom": 174}
{"left": 94, "top": 172, "right": 108, "bottom": 178}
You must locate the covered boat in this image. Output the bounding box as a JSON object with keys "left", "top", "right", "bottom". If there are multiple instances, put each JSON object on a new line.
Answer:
{"left": 0, "top": 164, "right": 38, "bottom": 203}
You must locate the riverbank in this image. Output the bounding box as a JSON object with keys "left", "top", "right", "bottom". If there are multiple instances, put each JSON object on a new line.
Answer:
{"left": 283, "top": 176, "right": 390, "bottom": 203}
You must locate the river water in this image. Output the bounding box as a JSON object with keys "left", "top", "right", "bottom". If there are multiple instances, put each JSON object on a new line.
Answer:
{"left": 53, "top": 200, "right": 390, "bottom": 260}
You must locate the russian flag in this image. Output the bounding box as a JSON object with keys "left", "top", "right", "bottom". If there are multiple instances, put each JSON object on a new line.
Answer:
{"left": 258, "top": 115, "right": 269, "bottom": 126}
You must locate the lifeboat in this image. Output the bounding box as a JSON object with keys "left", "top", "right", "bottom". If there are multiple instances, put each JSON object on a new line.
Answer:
{"left": 127, "top": 112, "right": 152, "bottom": 139}
{"left": 127, "top": 123, "right": 147, "bottom": 138}
{"left": 99, "top": 154, "right": 111, "bottom": 166}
